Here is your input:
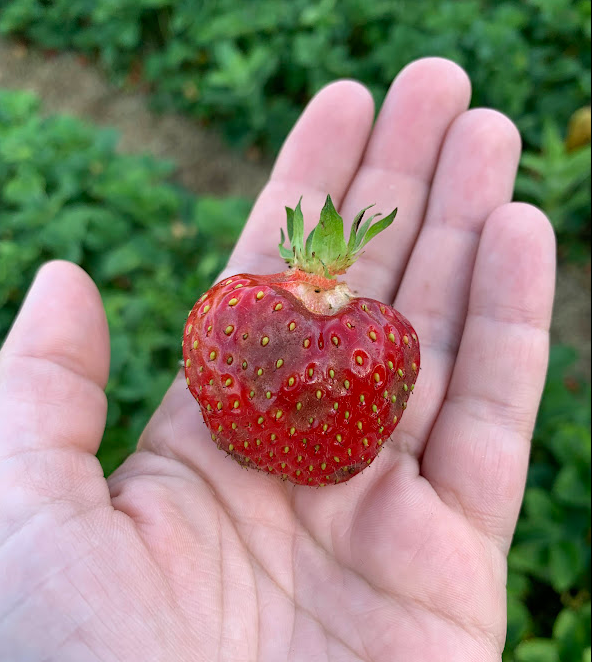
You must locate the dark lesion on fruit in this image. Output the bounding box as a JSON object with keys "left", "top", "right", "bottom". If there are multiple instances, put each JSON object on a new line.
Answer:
{"left": 326, "top": 460, "right": 367, "bottom": 483}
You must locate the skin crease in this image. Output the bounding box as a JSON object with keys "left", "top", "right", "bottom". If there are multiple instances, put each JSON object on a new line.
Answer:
{"left": 0, "top": 58, "right": 556, "bottom": 662}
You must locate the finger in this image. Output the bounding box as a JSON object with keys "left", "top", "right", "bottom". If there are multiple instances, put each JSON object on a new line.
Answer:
{"left": 225, "top": 80, "right": 375, "bottom": 277}
{"left": 420, "top": 204, "right": 556, "bottom": 550}
{"left": 391, "top": 109, "right": 521, "bottom": 456}
{"left": 0, "top": 261, "right": 110, "bottom": 460}
{"left": 340, "top": 57, "right": 472, "bottom": 300}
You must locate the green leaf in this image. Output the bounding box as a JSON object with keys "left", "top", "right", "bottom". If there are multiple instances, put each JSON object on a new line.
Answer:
{"left": 514, "top": 638, "right": 560, "bottom": 662}
{"left": 358, "top": 207, "right": 398, "bottom": 250}
{"left": 309, "top": 195, "right": 347, "bottom": 266}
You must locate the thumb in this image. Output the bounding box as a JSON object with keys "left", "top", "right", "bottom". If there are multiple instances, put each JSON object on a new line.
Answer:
{"left": 0, "top": 260, "right": 110, "bottom": 465}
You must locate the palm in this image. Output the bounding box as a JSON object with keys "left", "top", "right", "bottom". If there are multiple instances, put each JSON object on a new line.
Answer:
{"left": 1, "top": 59, "right": 555, "bottom": 662}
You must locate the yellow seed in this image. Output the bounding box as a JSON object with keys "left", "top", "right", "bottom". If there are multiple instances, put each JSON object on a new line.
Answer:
{"left": 372, "top": 404, "right": 378, "bottom": 413}
{"left": 357, "top": 421, "right": 363, "bottom": 430}
{"left": 296, "top": 402, "right": 302, "bottom": 411}
{"left": 243, "top": 361, "right": 248, "bottom": 369}
{"left": 229, "top": 444, "right": 234, "bottom": 451}
{"left": 289, "top": 427, "right": 295, "bottom": 435}
{"left": 404, "top": 384, "right": 408, "bottom": 392}
{"left": 334, "top": 456, "right": 340, "bottom": 463}
{"left": 266, "top": 391, "right": 272, "bottom": 399}
{"left": 321, "top": 462, "right": 327, "bottom": 470}
{"left": 356, "top": 356, "right": 363, "bottom": 365}
{"left": 242, "top": 333, "right": 248, "bottom": 340}
{"left": 193, "top": 340, "right": 198, "bottom": 349}
{"left": 283, "top": 446, "right": 290, "bottom": 453}
{"left": 403, "top": 335, "right": 409, "bottom": 345}
{"left": 332, "top": 336, "right": 339, "bottom": 346}
{"left": 309, "top": 465, "right": 314, "bottom": 472}
{"left": 207, "top": 325, "right": 212, "bottom": 334}
{"left": 225, "top": 279, "right": 233, "bottom": 285}
{"left": 383, "top": 390, "right": 388, "bottom": 399}
{"left": 276, "top": 410, "right": 283, "bottom": 419}
{"left": 289, "top": 322, "right": 296, "bottom": 331}
{"left": 203, "top": 305, "right": 211, "bottom": 314}
{"left": 276, "top": 359, "right": 284, "bottom": 368}
{"left": 296, "top": 470, "right": 301, "bottom": 476}
{"left": 249, "top": 390, "right": 254, "bottom": 398}
{"left": 225, "top": 378, "right": 232, "bottom": 386}
{"left": 186, "top": 358, "right": 191, "bottom": 368}
{"left": 186, "top": 324, "right": 193, "bottom": 335}
{"left": 403, "top": 402, "right": 407, "bottom": 409}
{"left": 274, "top": 303, "right": 283, "bottom": 311}
{"left": 322, "top": 423, "right": 328, "bottom": 432}
{"left": 344, "top": 380, "right": 350, "bottom": 389}
{"left": 244, "top": 441, "right": 249, "bottom": 449}
{"left": 363, "top": 438, "right": 369, "bottom": 447}
{"left": 411, "top": 384, "right": 415, "bottom": 391}
{"left": 333, "top": 402, "right": 339, "bottom": 410}
{"left": 261, "top": 336, "right": 269, "bottom": 346}
{"left": 412, "top": 362, "right": 418, "bottom": 372}
{"left": 362, "top": 304, "right": 368, "bottom": 311}
{"left": 348, "top": 448, "right": 352, "bottom": 456}
{"left": 329, "top": 369, "right": 335, "bottom": 378}
{"left": 269, "top": 451, "right": 274, "bottom": 458}
{"left": 345, "top": 411, "right": 350, "bottom": 419}
{"left": 209, "top": 379, "right": 214, "bottom": 385}
{"left": 360, "top": 394, "right": 365, "bottom": 403}
{"left": 257, "top": 368, "right": 263, "bottom": 376}
{"left": 309, "top": 417, "right": 314, "bottom": 424}
{"left": 224, "top": 325, "right": 234, "bottom": 335}
{"left": 393, "top": 415, "right": 398, "bottom": 424}
{"left": 199, "top": 367, "right": 204, "bottom": 373}
{"left": 391, "top": 395, "right": 397, "bottom": 403}
{"left": 336, "top": 434, "right": 342, "bottom": 442}
{"left": 380, "top": 305, "right": 386, "bottom": 314}
{"left": 232, "top": 423, "right": 237, "bottom": 430}
{"left": 228, "top": 298, "right": 238, "bottom": 306}
{"left": 233, "top": 400, "right": 239, "bottom": 408}
{"left": 308, "top": 368, "right": 314, "bottom": 377}
{"left": 218, "top": 425, "right": 223, "bottom": 431}
{"left": 271, "top": 434, "right": 277, "bottom": 441}
{"left": 316, "top": 390, "right": 322, "bottom": 399}
{"left": 227, "top": 356, "right": 233, "bottom": 365}
{"left": 206, "top": 404, "right": 212, "bottom": 411}
{"left": 258, "top": 417, "right": 264, "bottom": 424}
{"left": 412, "top": 334, "right": 417, "bottom": 342}
{"left": 209, "top": 351, "right": 217, "bottom": 360}
{"left": 374, "top": 372, "right": 380, "bottom": 382}
{"left": 398, "top": 368, "right": 404, "bottom": 377}
{"left": 297, "top": 455, "right": 302, "bottom": 463}
{"left": 234, "top": 283, "right": 243, "bottom": 289}
{"left": 281, "top": 463, "right": 286, "bottom": 469}
{"left": 346, "top": 321, "right": 352, "bottom": 329}
{"left": 186, "top": 377, "right": 190, "bottom": 385}
{"left": 217, "top": 401, "right": 223, "bottom": 410}
{"left": 388, "top": 333, "right": 395, "bottom": 342}
{"left": 314, "top": 444, "right": 320, "bottom": 452}
{"left": 378, "top": 439, "right": 382, "bottom": 446}
{"left": 256, "top": 291, "right": 264, "bottom": 300}
{"left": 369, "top": 331, "right": 377, "bottom": 341}
{"left": 303, "top": 338, "right": 311, "bottom": 348}
{"left": 288, "top": 377, "right": 295, "bottom": 387}
{"left": 256, "top": 438, "right": 261, "bottom": 446}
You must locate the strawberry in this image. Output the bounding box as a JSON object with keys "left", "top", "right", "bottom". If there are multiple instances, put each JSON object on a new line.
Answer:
{"left": 183, "top": 196, "right": 419, "bottom": 486}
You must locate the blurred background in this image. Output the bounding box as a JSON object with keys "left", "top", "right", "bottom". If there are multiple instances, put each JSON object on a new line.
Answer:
{"left": 0, "top": 1, "right": 589, "bottom": 659}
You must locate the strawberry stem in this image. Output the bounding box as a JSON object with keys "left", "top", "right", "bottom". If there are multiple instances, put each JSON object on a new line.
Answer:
{"left": 279, "top": 195, "right": 397, "bottom": 278}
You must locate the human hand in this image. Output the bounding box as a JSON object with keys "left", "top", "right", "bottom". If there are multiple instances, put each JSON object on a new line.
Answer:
{"left": 0, "top": 58, "right": 555, "bottom": 662}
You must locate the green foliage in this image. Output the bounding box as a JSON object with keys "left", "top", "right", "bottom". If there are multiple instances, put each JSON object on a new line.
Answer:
{"left": 504, "top": 346, "right": 591, "bottom": 661}
{"left": 0, "top": 89, "right": 250, "bottom": 473}
{"left": 0, "top": 0, "right": 590, "bottom": 252}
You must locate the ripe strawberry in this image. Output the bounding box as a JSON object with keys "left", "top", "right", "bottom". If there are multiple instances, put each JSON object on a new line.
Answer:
{"left": 183, "top": 196, "right": 419, "bottom": 486}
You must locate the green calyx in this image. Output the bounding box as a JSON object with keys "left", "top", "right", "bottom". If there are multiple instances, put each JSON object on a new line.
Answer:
{"left": 278, "top": 195, "right": 397, "bottom": 278}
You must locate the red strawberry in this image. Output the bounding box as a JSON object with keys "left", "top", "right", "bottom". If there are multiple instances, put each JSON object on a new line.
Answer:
{"left": 183, "top": 196, "right": 419, "bottom": 486}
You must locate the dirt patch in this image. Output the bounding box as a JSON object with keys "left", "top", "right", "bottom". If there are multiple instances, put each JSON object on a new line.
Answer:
{"left": 0, "top": 40, "right": 271, "bottom": 197}
{"left": 1, "top": 38, "right": 589, "bottom": 377}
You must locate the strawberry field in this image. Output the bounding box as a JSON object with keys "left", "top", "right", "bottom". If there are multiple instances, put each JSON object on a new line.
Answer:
{"left": 0, "top": 0, "right": 590, "bottom": 660}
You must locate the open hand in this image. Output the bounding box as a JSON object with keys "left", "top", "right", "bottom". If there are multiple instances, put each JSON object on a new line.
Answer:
{"left": 0, "top": 58, "right": 555, "bottom": 662}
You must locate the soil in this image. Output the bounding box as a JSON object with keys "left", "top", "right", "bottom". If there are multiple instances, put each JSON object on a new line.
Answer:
{"left": 1, "top": 39, "right": 589, "bottom": 378}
